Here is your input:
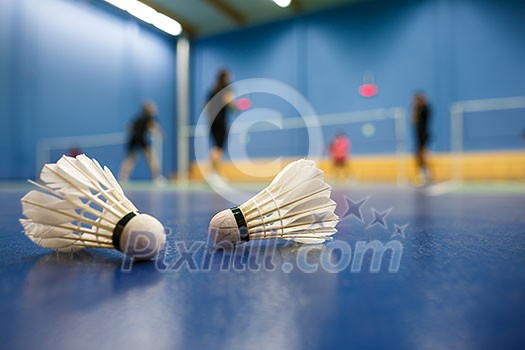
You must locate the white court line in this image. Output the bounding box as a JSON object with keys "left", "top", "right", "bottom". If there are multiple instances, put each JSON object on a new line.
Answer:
{"left": 425, "top": 180, "right": 460, "bottom": 196}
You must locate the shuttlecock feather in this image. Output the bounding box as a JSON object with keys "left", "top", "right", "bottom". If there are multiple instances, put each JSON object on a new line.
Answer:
{"left": 20, "top": 154, "right": 166, "bottom": 259}
{"left": 209, "top": 159, "right": 338, "bottom": 245}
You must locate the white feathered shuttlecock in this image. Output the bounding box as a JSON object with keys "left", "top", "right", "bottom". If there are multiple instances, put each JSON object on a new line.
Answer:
{"left": 208, "top": 159, "right": 339, "bottom": 245}
{"left": 20, "top": 154, "right": 166, "bottom": 260}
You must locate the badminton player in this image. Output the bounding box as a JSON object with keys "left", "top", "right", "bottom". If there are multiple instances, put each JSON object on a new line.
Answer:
{"left": 329, "top": 132, "right": 351, "bottom": 179}
{"left": 119, "top": 101, "right": 164, "bottom": 184}
{"left": 412, "top": 91, "right": 431, "bottom": 184}
{"left": 206, "top": 69, "right": 235, "bottom": 180}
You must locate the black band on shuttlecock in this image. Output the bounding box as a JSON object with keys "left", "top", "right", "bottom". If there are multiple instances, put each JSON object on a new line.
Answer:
{"left": 230, "top": 207, "right": 249, "bottom": 242}
{"left": 112, "top": 211, "right": 139, "bottom": 251}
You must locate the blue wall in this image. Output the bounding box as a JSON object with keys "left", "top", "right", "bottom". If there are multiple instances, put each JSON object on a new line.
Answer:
{"left": 191, "top": 0, "right": 525, "bottom": 159}
{"left": 0, "top": 0, "right": 176, "bottom": 180}
{"left": 1, "top": 0, "right": 524, "bottom": 180}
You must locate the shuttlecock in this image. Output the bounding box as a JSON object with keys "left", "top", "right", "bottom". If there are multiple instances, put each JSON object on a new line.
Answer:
{"left": 20, "top": 154, "right": 166, "bottom": 260}
{"left": 209, "top": 159, "right": 339, "bottom": 245}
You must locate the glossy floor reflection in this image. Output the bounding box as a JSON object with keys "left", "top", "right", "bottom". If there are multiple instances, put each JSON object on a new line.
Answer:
{"left": 0, "top": 184, "right": 524, "bottom": 349}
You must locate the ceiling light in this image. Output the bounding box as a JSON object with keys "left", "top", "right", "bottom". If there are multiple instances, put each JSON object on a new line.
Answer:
{"left": 153, "top": 13, "right": 183, "bottom": 36}
{"left": 103, "top": 0, "right": 127, "bottom": 11}
{"left": 103, "top": 0, "right": 182, "bottom": 36}
{"left": 125, "top": 0, "right": 157, "bottom": 24}
{"left": 272, "top": 0, "right": 292, "bottom": 8}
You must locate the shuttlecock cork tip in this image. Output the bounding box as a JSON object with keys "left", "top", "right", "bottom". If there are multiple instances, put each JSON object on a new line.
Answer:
{"left": 116, "top": 213, "right": 166, "bottom": 260}
{"left": 208, "top": 208, "right": 248, "bottom": 246}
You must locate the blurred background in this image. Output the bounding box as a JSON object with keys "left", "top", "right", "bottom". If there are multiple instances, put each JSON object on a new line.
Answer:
{"left": 1, "top": 0, "right": 524, "bottom": 184}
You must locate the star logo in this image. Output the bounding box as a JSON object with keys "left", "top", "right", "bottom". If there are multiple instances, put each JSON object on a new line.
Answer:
{"left": 311, "top": 212, "right": 328, "bottom": 228}
{"left": 341, "top": 195, "right": 370, "bottom": 222}
{"left": 391, "top": 224, "right": 408, "bottom": 239}
{"left": 367, "top": 207, "right": 392, "bottom": 230}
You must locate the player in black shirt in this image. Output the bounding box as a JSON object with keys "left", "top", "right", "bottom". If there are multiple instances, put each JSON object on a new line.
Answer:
{"left": 412, "top": 92, "right": 431, "bottom": 184}
{"left": 206, "top": 69, "right": 235, "bottom": 177}
{"left": 119, "top": 101, "right": 164, "bottom": 184}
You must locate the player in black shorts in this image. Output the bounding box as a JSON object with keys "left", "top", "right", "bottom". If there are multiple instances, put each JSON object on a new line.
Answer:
{"left": 119, "top": 101, "right": 164, "bottom": 184}
{"left": 207, "top": 69, "right": 235, "bottom": 176}
{"left": 412, "top": 92, "right": 431, "bottom": 184}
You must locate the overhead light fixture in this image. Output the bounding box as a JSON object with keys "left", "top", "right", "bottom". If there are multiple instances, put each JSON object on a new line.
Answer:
{"left": 104, "top": 0, "right": 127, "bottom": 11}
{"left": 103, "top": 0, "right": 182, "bottom": 36}
{"left": 125, "top": 0, "right": 157, "bottom": 24}
{"left": 153, "top": 13, "right": 182, "bottom": 36}
{"left": 272, "top": 0, "right": 292, "bottom": 8}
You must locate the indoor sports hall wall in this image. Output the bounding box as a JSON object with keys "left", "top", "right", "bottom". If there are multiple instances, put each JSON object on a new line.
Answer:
{"left": 1, "top": 0, "right": 524, "bottom": 181}
{"left": 191, "top": 0, "right": 525, "bottom": 162}
{"left": 0, "top": 0, "right": 177, "bottom": 180}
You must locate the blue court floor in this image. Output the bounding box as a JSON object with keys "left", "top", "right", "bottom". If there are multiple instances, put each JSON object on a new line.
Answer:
{"left": 0, "top": 182, "right": 524, "bottom": 350}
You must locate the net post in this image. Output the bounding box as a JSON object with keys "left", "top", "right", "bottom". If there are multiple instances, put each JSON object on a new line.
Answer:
{"left": 152, "top": 130, "right": 163, "bottom": 175}
{"left": 393, "top": 107, "right": 408, "bottom": 185}
{"left": 450, "top": 103, "right": 463, "bottom": 183}
{"left": 176, "top": 36, "right": 190, "bottom": 184}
